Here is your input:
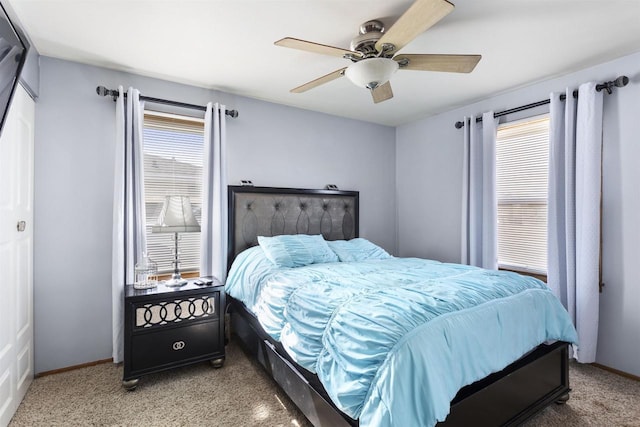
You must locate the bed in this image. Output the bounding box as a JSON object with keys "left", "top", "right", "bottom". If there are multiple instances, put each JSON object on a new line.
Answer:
{"left": 225, "top": 185, "right": 577, "bottom": 427}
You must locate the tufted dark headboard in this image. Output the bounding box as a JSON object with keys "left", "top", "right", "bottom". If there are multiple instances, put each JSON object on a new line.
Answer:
{"left": 227, "top": 186, "right": 359, "bottom": 269}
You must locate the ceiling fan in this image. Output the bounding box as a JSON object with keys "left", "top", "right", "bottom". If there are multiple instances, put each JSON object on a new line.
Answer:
{"left": 274, "top": 0, "right": 481, "bottom": 104}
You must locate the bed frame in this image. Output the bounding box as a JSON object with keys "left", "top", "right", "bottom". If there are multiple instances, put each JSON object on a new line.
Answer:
{"left": 226, "top": 185, "right": 570, "bottom": 426}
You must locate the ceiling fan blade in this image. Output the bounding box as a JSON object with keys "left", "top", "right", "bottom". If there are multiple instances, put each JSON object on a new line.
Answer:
{"left": 291, "top": 68, "right": 347, "bottom": 93}
{"left": 375, "top": 0, "right": 454, "bottom": 54}
{"left": 395, "top": 54, "right": 481, "bottom": 73}
{"left": 275, "top": 37, "right": 363, "bottom": 59}
{"left": 371, "top": 82, "right": 394, "bottom": 104}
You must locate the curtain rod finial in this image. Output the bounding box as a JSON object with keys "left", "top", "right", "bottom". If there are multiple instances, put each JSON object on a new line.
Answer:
{"left": 96, "top": 85, "right": 119, "bottom": 101}
{"left": 615, "top": 76, "right": 629, "bottom": 88}
{"left": 455, "top": 121, "right": 464, "bottom": 129}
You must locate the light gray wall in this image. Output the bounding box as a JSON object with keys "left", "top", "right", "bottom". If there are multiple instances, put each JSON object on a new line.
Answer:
{"left": 396, "top": 50, "right": 640, "bottom": 377}
{"left": 36, "top": 49, "right": 640, "bottom": 377}
{"left": 226, "top": 97, "right": 396, "bottom": 251}
{"left": 34, "top": 56, "right": 395, "bottom": 373}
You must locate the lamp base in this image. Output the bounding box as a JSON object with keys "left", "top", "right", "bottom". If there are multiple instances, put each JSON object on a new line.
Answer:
{"left": 164, "top": 278, "right": 187, "bottom": 287}
{"left": 164, "top": 275, "right": 188, "bottom": 287}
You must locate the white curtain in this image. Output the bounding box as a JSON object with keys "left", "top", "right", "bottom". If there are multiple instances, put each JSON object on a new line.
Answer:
{"left": 200, "top": 103, "right": 228, "bottom": 282}
{"left": 461, "top": 111, "right": 498, "bottom": 269}
{"left": 548, "top": 82, "right": 603, "bottom": 363}
{"left": 112, "top": 87, "right": 147, "bottom": 363}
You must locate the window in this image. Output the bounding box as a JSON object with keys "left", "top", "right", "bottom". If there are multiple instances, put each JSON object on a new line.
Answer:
{"left": 496, "top": 115, "right": 549, "bottom": 276}
{"left": 142, "top": 111, "right": 204, "bottom": 274}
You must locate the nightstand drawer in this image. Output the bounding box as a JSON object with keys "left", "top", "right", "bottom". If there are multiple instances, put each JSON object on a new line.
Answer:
{"left": 130, "top": 320, "right": 221, "bottom": 373}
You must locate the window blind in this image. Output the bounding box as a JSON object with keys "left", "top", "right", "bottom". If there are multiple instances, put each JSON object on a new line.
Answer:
{"left": 143, "top": 111, "right": 205, "bottom": 274}
{"left": 496, "top": 116, "right": 549, "bottom": 275}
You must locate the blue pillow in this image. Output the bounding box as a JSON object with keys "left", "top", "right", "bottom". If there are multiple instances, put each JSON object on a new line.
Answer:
{"left": 257, "top": 234, "right": 338, "bottom": 268}
{"left": 327, "top": 238, "right": 391, "bottom": 262}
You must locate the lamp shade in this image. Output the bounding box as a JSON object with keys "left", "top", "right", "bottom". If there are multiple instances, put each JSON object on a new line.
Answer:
{"left": 345, "top": 58, "right": 399, "bottom": 90}
{"left": 152, "top": 195, "right": 201, "bottom": 233}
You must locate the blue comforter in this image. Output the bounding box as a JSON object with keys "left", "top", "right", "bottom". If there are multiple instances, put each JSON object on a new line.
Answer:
{"left": 226, "top": 247, "right": 578, "bottom": 427}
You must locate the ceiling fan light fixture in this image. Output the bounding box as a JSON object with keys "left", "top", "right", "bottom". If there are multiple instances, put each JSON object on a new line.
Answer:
{"left": 345, "top": 58, "right": 399, "bottom": 90}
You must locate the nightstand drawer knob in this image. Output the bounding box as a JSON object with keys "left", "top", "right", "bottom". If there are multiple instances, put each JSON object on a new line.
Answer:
{"left": 172, "top": 341, "right": 186, "bottom": 351}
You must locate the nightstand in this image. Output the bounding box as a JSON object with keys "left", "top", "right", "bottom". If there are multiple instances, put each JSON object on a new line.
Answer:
{"left": 122, "top": 277, "right": 225, "bottom": 390}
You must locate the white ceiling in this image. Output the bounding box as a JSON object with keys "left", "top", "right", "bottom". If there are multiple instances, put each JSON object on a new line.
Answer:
{"left": 7, "top": 0, "right": 640, "bottom": 126}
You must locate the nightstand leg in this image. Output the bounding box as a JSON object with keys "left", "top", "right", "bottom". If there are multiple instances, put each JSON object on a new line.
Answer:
{"left": 122, "top": 378, "right": 139, "bottom": 391}
{"left": 555, "top": 392, "right": 570, "bottom": 404}
{"left": 210, "top": 358, "right": 225, "bottom": 368}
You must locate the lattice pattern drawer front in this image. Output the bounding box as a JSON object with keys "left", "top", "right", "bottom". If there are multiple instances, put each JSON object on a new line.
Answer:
{"left": 134, "top": 295, "right": 216, "bottom": 329}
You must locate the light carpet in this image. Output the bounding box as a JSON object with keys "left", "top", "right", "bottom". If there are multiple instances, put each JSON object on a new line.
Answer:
{"left": 10, "top": 340, "right": 640, "bottom": 426}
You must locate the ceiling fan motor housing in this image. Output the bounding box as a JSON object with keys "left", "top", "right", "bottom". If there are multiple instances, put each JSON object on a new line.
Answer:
{"left": 350, "top": 20, "right": 389, "bottom": 58}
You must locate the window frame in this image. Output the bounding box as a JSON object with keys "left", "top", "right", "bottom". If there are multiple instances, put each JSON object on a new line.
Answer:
{"left": 495, "top": 113, "right": 550, "bottom": 280}
{"left": 142, "top": 109, "right": 205, "bottom": 276}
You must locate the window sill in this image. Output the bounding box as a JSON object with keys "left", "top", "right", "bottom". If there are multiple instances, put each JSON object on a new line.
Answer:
{"left": 156, "top": 271, "right": 201, "bottom": 281}
{"left": 499, "top": 267, "right": 547, "bottom": 283}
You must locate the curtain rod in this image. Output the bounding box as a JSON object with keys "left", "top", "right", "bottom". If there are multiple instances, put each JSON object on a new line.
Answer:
{"left": 95, "top": 86, "right": 239, "bottom": 118}
{"left": 454, "top": 76, "right": 628, "bottom": 129}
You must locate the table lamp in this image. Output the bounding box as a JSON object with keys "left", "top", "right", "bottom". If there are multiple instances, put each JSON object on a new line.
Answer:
{"left": 152, "top": 195, "right": 201, "bottom": 287}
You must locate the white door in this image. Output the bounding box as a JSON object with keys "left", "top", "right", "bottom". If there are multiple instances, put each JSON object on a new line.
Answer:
{"left": 0, "top": 84, "right": 35, "bottom": 427}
